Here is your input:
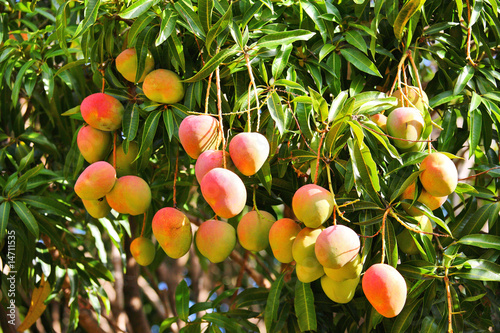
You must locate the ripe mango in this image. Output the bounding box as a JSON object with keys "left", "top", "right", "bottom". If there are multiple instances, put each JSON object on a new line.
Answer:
{"left": 229, "top": 132, "right": 269, "bottom": 176}
{"left": 292, "top": 184, "right": 334, "bottom": 228}
{"left": 269, "top": 218, "right": 302, "bottom": 263}
{"left": 143, "top": 69, "right": 184, "bottom": 104}
{"left": 179, "top": 115, "right": 221, "bottom": 159}
{"left": 77, "top": 125, "right": 112, "bottom": 163}
{"left": 80, "top": 93, "right": 124, "bottom": 132}
{"left": 195, "top": 150, "right": 232, "bottom": 184}
{"left": 419, "top": 152, "right": 458, "bottom": 197}
{"left": 106, "top": 176, "right": 151, "bottom": 216}
{"left": 82, "top": 197, "right": 111, "bottom": 219}
{"left": 292, "top": 227, "right": 323, "bottom": 266}
{"left": 400, "top": 181, "right": 447, "bottom": 216}
{"left": 237, "top": 210, "right": 276, "bottom": 252}
{"left": 75, "top": 161, "right": 116, "bottom": 200}
{"left": 130, "top": 237, "right": 156, "bottom": 266}
{"left": 116, "top": 48, "right": 155, "bottom": 83}
{"left": 386, "top": 107, "right": 425, "bottom": 149}
{"left": 324, "top": 253, "right": 363, "bottom": 282}
{"left": 321, "top": 275, "right": 360, "bottom": 304}
{"left": 195, "top": 220, "right": 236, "bottom": 263}
{"left": 315, "top": 225, "right": 360, "bottom": 269}
{"left": 152, "top": 207, "right": 192, "bottom": 259}
{"left": 296, "top": 262, "right": 325, "bottom": 283}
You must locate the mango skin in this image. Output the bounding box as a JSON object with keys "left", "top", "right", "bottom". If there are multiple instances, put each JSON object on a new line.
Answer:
{"left": 106, "top": 176, "right": 151, "bottom": 216}
{"left": 296, "top": 262, "right": 325, "bottom": 283}
{"left": 179, "top": 115, "right": 221, "bottom": 159}
{"left": 292, "top": 184, "right": 334, "bottom": 228}
{"left": 237, "top": 210, "right": 276, "bottom": 252}
{"left": 362, "top": 263, "right": 407, "bottom": 318}
{"left": 386, "top": 107, "right": 425, "bottom": 149}
{"left": 324, "top": 253, "right": 362, "bottom": 282}
{"left": 400, "top": 181, "right": 447, "bottom": 216}
{"left": 115, "top": 48, "right": 155, "bottom": 83}
{"left": 196, "top": 220, "right": 236, "bottom": 263}
{"left": 397, "top": 215, "right": 433, "bottom": 255}
{"left": 229, "top": 132, "right": 270, "bottom": 176}
{"left": 77, "top": 125, "right": 112, "bottom": 163}
{"left": 82, "top": 197, "right": 111, "bottom": 219}
{"left": 195, "top": 150, "right": 232, "bottom": 184}
{"left": 419, "top": 153, "right": 458, "bottom": 197}
{"left": 109, "top": 141, "right": 139, "bottom": 177}
{"left": 392, "top": 86, "right": 429, "bottom": 115}
{"left": 370, "top": 113, "right": 387, "bottom": 132}
{"left": 315, "top": 225, "right": 360, "bottom": 269}
{"left": 269, "top": 218, "right": 302, "bottom": 263}
{"left": 130, "top": 237, "right": 156, "bottom": 266}
{"left": 292, "top": 227, "right": 323, "bottom": 267}
{"left": 143, "top": 69, "right": 184, "bottom": 104}
{"left": 321, "top": 275, "right": 360, "bottom": 304}
{"left": 200, "top": 168, "right": 247, "bottom": 219}
{"left": 80, "top": 93, "right": 124, "bottom": 131}
{"left": 75, "top": 161, "right": 116, "bottom": 200}
{"left": 152, "top": 207, "right": 192, "bottom": 259}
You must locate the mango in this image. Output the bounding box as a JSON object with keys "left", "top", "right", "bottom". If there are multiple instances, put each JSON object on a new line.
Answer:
{"left": 152, "top": 207, "right": 192, "bottom": 259}
{"left": 400, "top": 181, "right": 447, "bottom": 216}
{"left": 77, "top": 125, "right": 112, "bottom": 163}
{"left": 115, "top": 48, "right": 155, "bottom": 83}
{"left": 397, "top": 215, "right": 433, "bottom": 255}
{"left": 315, "top": 225, "right": 360, "bottom": 269}
{"left": 80, "top": 93, "right": 124, "bottom": 132}
{"left": 324, "top": 253, "right": 363, "bottom": 282}
{"left": 392, "top": 86, "right": 429, "bottom": 115}
{"left": 130, "top": 237, "right": 156, "bottom": 266}
{"left": 179, "top": 115, "right": 221, "bottom": 159}
{"left": 229, "top": 132, "right": 269, "bottom": 176}
{"left": 195, "top": 150, "right": 232, "bottom": 183}
{"left": 321, "top": 275, "right": 360, "bottom": 304}
{"left": 419, "top": 152, "right": 458, "bottom": 197}
{"left": 82, "top": 197, "right": 111, "bottom": 219}
{"left": 269, "top": 218, "right": 302, "bottom": 263}
{"left": 296, "top": 262, "right": 325, "bottom": 283}
{"left": 237, "top": 210, "right": 276, "bottom": 252}
{"left": 200, "top": 168, "right": 247, "bottom": 219}
{"left": 109, "top": 141, "right": 139, "bottom": 177}
{"left": 142, "top": 69, "right": 184, "bottom": 104}
{"left": 292, "top": 184, "right": 334, "bottom": 228}
{"left": 362, "top": 263, "right": 407, "bottom": 318}
{"left": 196, "top": 220, "right": 236, "bottom": 263}
{"left": 75, "top": 161, "right": 116, "bottom": 200}
{"left": 370, "top": 113, "right": 387, "bottom": 132}
{"left": 292, "top": 227, "right": 323, "bottom": 266}
{"left": 386, "top": 107, "right": 425, "bottom": 149}
{"left": 106, "top": 176, "right": 151, "bottom": 216}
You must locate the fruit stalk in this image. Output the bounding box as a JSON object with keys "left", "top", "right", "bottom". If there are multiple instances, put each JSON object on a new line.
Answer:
{"left": 244, "top": 51, "right": 261, "bottom": 130}
{"left": 215, "top": 65, "right": 226, "bottom": 169}
{"left": 204, "top": 72, "right": 213, "bottom": 114}
{"left": 380, "top": 208, "right": 390, "bottom": 264}
{"left": 444, "top": 267, "right": 454, "bottom": 333}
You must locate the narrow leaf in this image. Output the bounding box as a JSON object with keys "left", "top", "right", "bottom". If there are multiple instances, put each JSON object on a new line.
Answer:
{"left": 340, "top": 48, "right": 382, "bottom": 77}
{"left": 256, "top": 30, "right": 315, "bottom": 49}
{"left": 393, "top": 0, "right": 425, "bottom": 40}
{"left": 264, "top": 273, "right": 285, "bottom": 332}
{"left": 294, "top": 281, "right": 316, "bottom": 332}
{"left": 175, "top": 279, "right": 190, "bottom": 322}
{"left": 12, "top": 201, "right": 39, "bottom": 237}
{"left": 267, "top": 92, "right": 285, "bottom": 135}
{"left": 183, "top": 48, "right": 238, "bottom": 83}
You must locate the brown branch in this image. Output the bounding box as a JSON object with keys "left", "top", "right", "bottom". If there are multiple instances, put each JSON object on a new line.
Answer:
{"left": 444, "top": 267, "right": 454, "bottom": 333}
{"left": 465, "top": 0, "right": 477, "bottom": 67}
{"left": 229, "top": 252, "right": 271, "bottom": 288}
{"left": 458, "top": 166, "right": 500, "bottom": 181}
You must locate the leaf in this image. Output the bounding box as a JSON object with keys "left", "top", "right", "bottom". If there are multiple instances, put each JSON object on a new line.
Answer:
{"left": 391, "top": 298, "right": 424, "bottom": 333}
{"left": 174, "top": 0, "right": 206, "bottom": 38}
{"left": 12, "top": 59, "right": 36, "bottom": 107}
{"left": 136, "top": 110, "right": 161, "bottom": 162}
{"left": 393, "top": 0, "right": 425, "bottom": 40}
{"left": 340, "top": 48, "right": 382, "bottom": 78}
{"left": 17, "top": 275, "right": 52, "bottom": 332}
{"left": 205, "top": 4, "right": 232, "bottom": 54}
{"left": 198, "top": 0, "right": 214, "bottom": 33}
{"left": 12, "top": 200, "right": 39, "bottom": 237}
{"left": 73, "top": 0, "right": 101, "bottom": 39}
{"left": 454, "top": 65, "right": 474, "bottom": 96}
{"left": 120, "top": 0, "right": 159, "bottom": 19}
{"left": 256, "top": 30, "right": 315, "bottom": 49}
{"left": 267, "top": 91, "right": 285, "bottom": 135}
{"left": 183, "top": 48, "right": 238, "bottom": 83}
{"left": 272, "top": 43, "right": 293, "bottom": 79}
{"left": 468, "top": 108, "right": 482, "bottom": 154}
{"left": 203, "top": 313, "right": 240, "bottom": 330}
{"left": 156, "top": 10, "right": 177, "bottom": 46}
{"left": 451, "top": 259, "right": 500, "bottom": 281}
{"left": 308, "top": 87, "right": 328, "bottom": 122}
{"left": 123, "top": 103, "right": 140, "bottom": 142}
{"left": 135, "top": 25, "right": 156, "bottom": 83}
{"left": 294, "top": 281, "right": 316, "bottom": 332}
{"left": 390, "top": 170, "right": 423, "bottom": 204}
{"left": 319, "top": 44, "right": 335, "bottom": 62}
{"left": 457, "top": 234, "right": 500, "bottom": 250}
{"left": 54, "top": 59, "right": 87, "bottom": 78}
{"left": 22, "top": 195, "right": 72, "bottom": 217}
{"left": 0, "top": 201, "right": 10, "bottom": 239}
{"left": 328, "top": 91, "right": 348, "bottom": 123}
{"left": 301, "top": 1, "right": 328, "bottom": 42}
{"left": 264, "top": 273, "right": 285, "bottom": 332}
{"left": 349, "top": 139, "right": 382, "bottom": 205}
{"left": 175, "top": 279, "right": 190, "bottom": 322}
{"left": 345, "top": 30, "right": 367, "bottom": 54}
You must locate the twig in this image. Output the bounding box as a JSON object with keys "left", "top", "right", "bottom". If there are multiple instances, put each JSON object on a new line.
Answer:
{"left": 244, "top": 51, "right": 261, "bottom": 130}
{"left": 444, "top": 267, "right": 454, "bottom": 333}
{"left": 140, "top": 213, "right": 146, "bottom": 237}
{"left": 216, "top": 66, "right": 226, "bottom": 169}
{"left": 204, "top": 72, "right": 213, "bottom": 114}
{"left": 313, "top": 131, "right": 326, "bottom": 184}
{"left": 173, "top": 147, "right": 179, "bottom": 208}
{"left": 465, "top": 0, "right": 476, "bottom": 67}
{"left": 380, "top": 208, "right": 390, "bottom": 264}
{"left": 458, "top": 166, "right": 500, "bottom": 181}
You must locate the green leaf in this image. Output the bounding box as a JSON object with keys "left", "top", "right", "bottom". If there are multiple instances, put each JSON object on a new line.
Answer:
{"left": 205, "top": 4, "right": 232, "bottom": 54}
{"left": 136, "top": 110, "right": 161, "bottom": 162}
{"left": 454, "top": 65, "right": 474, "bottom": 96}
{"left": 199, "top": 0, "right": 214, "bottom": 33}
{"left": 391, "top": 298, "right": 424, "bottom": 333}
{"left": 457, "top": 234, "right": 500, "bottom": 250}
{"left": 294, "top": 281, "right": 316, "bottom": 332}
{"left": 175, "top": 279, "right": 190, "bottom": 322}
{"left": 22, "top": 195, "right": 72, "bottom": 217}
{"left": 120, "top": 0, "right": 159, "bottom": 19}
{"left": 256, "top": 30, "right": 315, "bottom": 49}
{"left": 267, "top": 91, "right": 285, "bottom": 135}
{"left": 308, "top": 87, "right": 328, "bottom": 122}
{"left": 393, "top": 0, "right": 425, "bottom": 40}
{"left": 0, "top": 201, "right": 11, "bottom": 239}
{"left": 174, "top": 0, "right": 206, "bottom": 38}
{"left": 203, "top": 313, "right": 240, "bottom": 330}
{"left": 272, "top": 44, "right": 293, "bottom": 79}
{"left": 156, "top": 10, "right": 177, "bottom": 46}
{"left": 319, "top": 44, "right": 335, "bottom": 62}
{"left": 301, "top": 1, "right": 328, "bottom": 42}
{"left": 135, "top": 25, "right": 156, "bottom": 84}
{"left": 123, "top": 104, "right": 140, "bottom": 142}
{"left": 328, "top": 91, "right": 348, "bottom": 123}
{"left": 12, "top": 200, "right": 39, "bottom": 237}
{"left": 349, "top": 139, "right": 382, "bottom": 205}
{"left": 54, "top": 59, "right": 87, "bottom": 78}
{"left": 468, "top": 108, "right": 482, "bottom": 154}
{"left": 264, "top": 273, "right": 284, "bottom": 332}
{"left": 73, "top": 0, "right": 101, "bottom": 39}
{"left": 340, "top": 48, "right": 382, "bottom": 78}
{"left": 345, "top": 30, "right": 367, "bottom": 54}
{"left": 12, "top": 59, "right": 36, "bottom": 107}
{"left": 390, "top": 170, "right": 423, "bottom": 204}
{"left": 183, "top": 48, "right": 238, "bottom": 83}
{"left": 451, "top": 259, "right": 500, "bottom": 281}
{"left": 273, "top": 79, "right": 306, "bottom": 93}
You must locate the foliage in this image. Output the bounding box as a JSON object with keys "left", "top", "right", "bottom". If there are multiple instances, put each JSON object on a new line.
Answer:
{"left": 1, "top": 0, "right": 500, "bottom": 332}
